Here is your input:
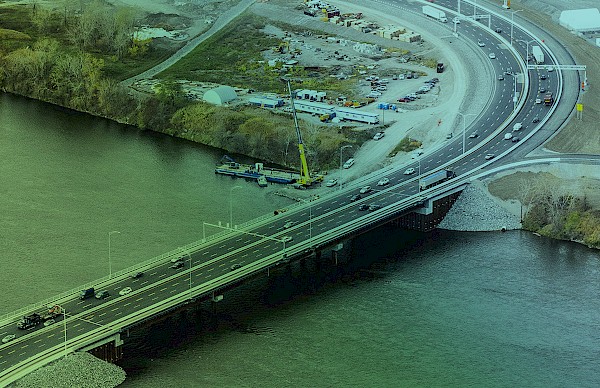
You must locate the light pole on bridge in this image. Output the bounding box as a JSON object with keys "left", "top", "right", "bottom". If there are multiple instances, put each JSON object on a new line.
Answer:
{"left": 108, "top": 231, "right": 120, "bottom": 279}
{"left": 229, "top": 185, "right": 242, "bottom": 228}
{"left": 510, "top": 10, "right": 523, "bottom": 47}
{"left": 457, "top": 112, "right": 477, "bottom": 154}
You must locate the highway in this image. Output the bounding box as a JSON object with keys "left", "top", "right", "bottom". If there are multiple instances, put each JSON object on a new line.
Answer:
{"left": 0, "top": 0, "right": 580, "bottom": 383}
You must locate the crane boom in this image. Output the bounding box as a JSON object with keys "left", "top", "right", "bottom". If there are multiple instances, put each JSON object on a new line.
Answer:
{"left": 287, "top": 80, "right": 312, "bottom": 186}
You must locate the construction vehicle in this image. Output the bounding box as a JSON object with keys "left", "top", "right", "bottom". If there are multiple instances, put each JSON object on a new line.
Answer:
{"left": 273, "top": 41, "right": 289, "bottom": 54}
{"left": 544, "top": 92, "right": 554, "bottom": 106}
{"left": 17, "top": 305, "right": 63, "bottom": 330}
{"left": 286, "top": 80, "right": 323, "bottom": 186}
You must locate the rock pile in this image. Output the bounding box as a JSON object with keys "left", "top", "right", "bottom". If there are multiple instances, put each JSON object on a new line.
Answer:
{"left": 438, "top": 183, "right": 522, "bottom": 232}
{"left": 15, "top": 352, "right": 126, "bottom": 388}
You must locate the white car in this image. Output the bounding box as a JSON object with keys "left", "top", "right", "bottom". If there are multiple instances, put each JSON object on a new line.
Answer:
{"left": 343, "top": 158, "right": 355, "bottom": 169}
{"left": 325, "top": 179, "right": 338, "bottom": 187}
{"left": 489, "top": 53, "right": 496, "bottom": 59}
{"left": 119, "top": 287, "right": 133, "bottom": 296}
{"left": 377, "top": 178, "right": 390, "bottom": 186}
{"left": 281, "top": 236, "right": 293, "bottom": 243}
{"left": 373, "top": 132, "right": 385, "bottom": 140}
{"left": 535, "top": 98, "right": 542, "bottom": 104}
{"left": 513, "top": 122, "right": 523, "bottom": 131}
{"left": 404, "top": 168, "right": 415, "bottom": 175}
{"left": 485, "top": 153, "right": 495, "bottom": 160}
{"left": 478, "top": 41, "right": 485, "bottom": 47}
{"left": 367, "top": 91, "right": 382, "bottom": 97}
{"left": 44, "top": 319, "right": 56, "bottom": 327}
{"left": 453, "top": 17, "right": 461, "bottom": 24}
{"left": 547, "top": 66, "right": 554, "bottom": 72}
{"left": 283, "top": 221, "right": 297, "bottom": 229}
{"left": 2, "top": 334, "right": 16, "bottom": 344}
{"left": 359, "top": 186, "right": 372, "bottom": 194}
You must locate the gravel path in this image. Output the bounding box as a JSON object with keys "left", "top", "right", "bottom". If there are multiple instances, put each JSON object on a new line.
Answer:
{"left": 14, "top": 352, "right": 126, "bottom": 388}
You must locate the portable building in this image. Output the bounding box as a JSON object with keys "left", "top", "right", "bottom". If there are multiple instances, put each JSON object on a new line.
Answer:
{"left": 203, "top": 86, "right": 237, "bottom": 105}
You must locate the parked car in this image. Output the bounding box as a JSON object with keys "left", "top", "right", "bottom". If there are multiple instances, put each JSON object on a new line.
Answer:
{"left": 377, "top": 178, "right": 390, "bottom": 186}
{"left": 2, "top": 334, "right": 16, "bottom": 344}
{"left": 119, "top": 287, "right": 133, "bottom": 296}
{"left": 485, "top": 153, "right": 495, "bottom": 160}
{"left": 368, "top": 204, "right": 382, "bottom": 211}
{"left": 358, "top": 204, "right": 369, "bottom": 211}
{"left": 359, "top": 186, "right": 372, "bottom": 194}
{"left": 325, "top": 179, "right": 338, "bottom": 187}
{"left": 343, "top": 158, "right": 355, "bottom": 169}
{"left": 373, "top": 132, "right": 385, "bottom": 140}
{"left": 350, "top": 194, "right": 362, "bottom": 202}
{"left": 171, "top": 261, "right": 185, "bottom": 269}
{"left": 404, "top": 168, "right": 415, "bottom": 175}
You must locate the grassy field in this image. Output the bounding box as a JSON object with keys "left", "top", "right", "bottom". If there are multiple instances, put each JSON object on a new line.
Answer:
{"left": 157, "top": 13, "right": 359, "bottom": 97}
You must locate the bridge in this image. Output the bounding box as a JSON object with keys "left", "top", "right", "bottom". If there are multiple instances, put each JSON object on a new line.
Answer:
{"left": 0, "top": 0, "right": 582, "bottom": 384}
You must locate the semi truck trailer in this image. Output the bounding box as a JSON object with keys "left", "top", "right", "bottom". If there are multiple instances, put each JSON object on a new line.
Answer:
{"left": 422, "top": 5, "right": 448, "bottom": 22}
{"left": 532, "top": 46, "right": 544, "bottom": 64}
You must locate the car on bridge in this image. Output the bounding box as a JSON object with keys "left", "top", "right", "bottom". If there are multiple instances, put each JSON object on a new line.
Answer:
{"left": 95, "top": 290, "right": 110, "bottom": 299}
{"left": 350, "top": 194, "right": 362, "bottom": 202}
{"left": 404, "top": 168, "right": 415, "bottom": 175}
{"left": 230, "top": 263, "right": 242, "bottom": 271}
{"left": 131, "top": 272, "right": 144, "bottom": 279}
{"left": 283, "top": 220, "right": 297, "bottom": 229}
{"left": 359, "top": 186, "right": 372, "bottom": 194}
{"left": 358, "top": 204, "right": 369, "bottom": 211}
{"left": 119, "top": 287, "right": 132, "bottom": 296}
{"left": 469, "top": 133, "right": 479, "bottom": 138}
{"left": 2, "top": 334, "right": 16, "bottom": 344}
{"left": 377, "top": 178, "right": 390, "bottom": 186}
{"left": 485, "top": 153, "right": 495, "bottom": 160}
{"left": 170, "top": 257, "right": 183, "bottom": 263}
{"left": 171, "top": 261, "right": 185, "bottom": 269}
{"left": 43, "top": 319, "right": 56, "bottom": 327}
{"left": 281, "top": 236, "right": 293, "bottom": 243}
{"left": 368, "top": 204, "right": 382, "bottom": 211}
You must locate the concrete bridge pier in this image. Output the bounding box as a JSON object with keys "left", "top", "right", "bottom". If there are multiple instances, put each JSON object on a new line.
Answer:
{"left": 84, "top": 333, "right": 124, "bottom": 363}
{"left": 393, "top": 188, "right": 464, "bottom": 231}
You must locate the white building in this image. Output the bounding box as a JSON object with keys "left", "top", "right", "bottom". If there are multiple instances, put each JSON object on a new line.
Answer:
{"left": 335, "top": 107, "right": 379, "bottom": 124}
{"left": 559, "top": 9, "right": 600, "bottom": 35}
{"left": 203, "top": 86, "right": 237, "bottom": 105}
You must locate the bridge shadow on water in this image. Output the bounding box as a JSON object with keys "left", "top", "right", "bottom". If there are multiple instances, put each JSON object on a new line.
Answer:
{"left": 116, "top": 225, "right": 438, "bottom": 377}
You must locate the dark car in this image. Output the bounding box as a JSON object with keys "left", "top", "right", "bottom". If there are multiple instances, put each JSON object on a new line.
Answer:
{"left": 539, "top": 74, "right": 547, "bottom": 80}
{"left": 533, "top": 117, "right": 540, "bottom": 123}
{"left": 495, "top": 28, "right": 502, "bottom": 33}
{"left": 79, "top": 287, "right": 95, "bottom": 300}
{"left": 538, "top": 87, "right": 546, "bottom": 93}
{"left": 469, "top": 133, "right": 479, "bottom": 138}
{"left": 350, "top": 194, "right": 362, "bottom": 202}
{"left": 511, "top": 137, "right": 520, "bottom": 142}
{"left": 171, "top": 261, "right": 185, "bottom": 269}
{"left": 131, "top": 272, "right": 144, "bottom": 279}
{"left": 368, "top": 204, "right": 382, "bottom": 211}
{"left": 358, "top": 204, "right": 369, "bottom": 211}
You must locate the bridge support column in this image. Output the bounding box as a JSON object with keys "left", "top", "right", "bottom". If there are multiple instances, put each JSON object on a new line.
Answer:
{"left": 87, "top": 333, "right": 123, "bottom": 363}
{"left": 393, "top": 191, "right": 462, "bottom": 231}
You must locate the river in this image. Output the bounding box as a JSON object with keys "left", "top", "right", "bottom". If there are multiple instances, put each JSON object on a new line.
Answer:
{"left": 2, "top": 94, "right": 600, "bottom": 387}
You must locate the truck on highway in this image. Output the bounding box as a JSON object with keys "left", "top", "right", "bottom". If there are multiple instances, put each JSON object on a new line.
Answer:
{"left": 17, "top": 313, "right": 42, "bottom": 330}
{"left": 532, "top": 46, "right": 544, "bottom": 64}
{"left": 422, "top": 5, "right": 448, "bottom": 22}
{"left": 544, "top": 92, "right": 554, "bottom": 106}
{"left": 419, "top": 169, "right": 455, "bottom": 191}
{"left": 17, "top": 305, "right": 63, "bottom": 330}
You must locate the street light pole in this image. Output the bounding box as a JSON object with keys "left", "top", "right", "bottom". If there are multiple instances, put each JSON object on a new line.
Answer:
{"left": 181, "top": 248, "right": 193, "bottom": 299}
{"left": 63, "top": 307, "right": 67, "bottom": 352}
{"left": 229, "top": 186, "right": 242, "bottom": 228}
{"left": 339, "top": 145, "right": 352, "bottom": 189}
{"left": 457, "top": 112, "right": 476, "bottom": 154}
{"left": 510, "top": 10, "right": 522, "bottom": 46}
{"left": 108, "top": 231, "right": 120, "bottom": 279}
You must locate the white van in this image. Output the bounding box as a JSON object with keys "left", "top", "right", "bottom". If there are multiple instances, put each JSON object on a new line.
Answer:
{"left": 343, "top": 158, "right": 355, "bottom": 169}
{"left": 513, "top": 122, "right": 523, "bottom": 131}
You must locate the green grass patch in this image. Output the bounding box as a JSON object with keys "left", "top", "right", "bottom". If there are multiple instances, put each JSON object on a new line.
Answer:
{"left": 390, "top": 137, "right": 422, "bottom": 156}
